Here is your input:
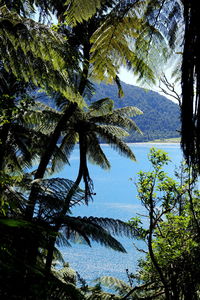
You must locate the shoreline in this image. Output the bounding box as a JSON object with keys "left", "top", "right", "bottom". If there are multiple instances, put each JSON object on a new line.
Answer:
{"left": 101, "top": 140, "right": 181, "bottom": 146}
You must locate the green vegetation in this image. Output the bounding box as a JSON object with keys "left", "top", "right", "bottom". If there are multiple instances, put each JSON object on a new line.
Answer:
{"left": 0, "top": 0, "right": 199, "bottom": 299}
{"left": 95, "top": 149, "right": 200, "bottom": 299}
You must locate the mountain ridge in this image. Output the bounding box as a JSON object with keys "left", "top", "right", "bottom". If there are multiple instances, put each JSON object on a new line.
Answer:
{"left": 90, "top": 81, "right": 181, "bottom": 142}
{"left": 37, "top": 81, "right": 181, "bottom": 143}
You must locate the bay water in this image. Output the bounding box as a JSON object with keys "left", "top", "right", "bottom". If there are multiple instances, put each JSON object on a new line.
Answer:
{"left": 58, "top": 143, "right": 182, "bottom": 284}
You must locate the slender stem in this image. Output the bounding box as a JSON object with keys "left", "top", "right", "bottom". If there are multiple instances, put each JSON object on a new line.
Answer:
{"left": 147, "top": 173, "right": 170, "bottom": 300}
{"left": 148, "top": 204, "right": 170, "bottom": 300}
{"left": 25, "top": 102, "right": 77, "bottom": 220}
{"left": 45, "top": 43, "right": 91, "bottom": 274}
{"left": 45, "top": 133, "right": 88, "bottom": 274}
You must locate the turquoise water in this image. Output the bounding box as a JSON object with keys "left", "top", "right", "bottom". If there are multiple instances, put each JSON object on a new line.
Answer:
{"left": 58, "top": 143, "right": 182, "bottom": 283}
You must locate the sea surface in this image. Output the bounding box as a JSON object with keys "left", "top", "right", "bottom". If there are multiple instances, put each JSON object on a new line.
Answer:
{"left": 58, "top": 143, "right": 182, "bottom": 284}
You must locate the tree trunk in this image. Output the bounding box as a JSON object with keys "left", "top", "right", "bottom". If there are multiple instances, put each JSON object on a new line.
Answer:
{"left": 45, "top": 132, "right": 89, "bottom": 274}
{"left": 181, "top": 1, "right": 200, "bottom": 173}
{"left": 25, "top": 102, "right": 77, "bottom": 220}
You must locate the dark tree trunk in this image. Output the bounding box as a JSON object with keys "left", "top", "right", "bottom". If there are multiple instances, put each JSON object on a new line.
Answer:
{"left": 181, "top": 1, "right": 200, "bottom": 173}
{"left": 25, "top": 102, "right": 78, "bottom": 220}
{"left": 45, "top": 132, "right": 90, "bottom": 275}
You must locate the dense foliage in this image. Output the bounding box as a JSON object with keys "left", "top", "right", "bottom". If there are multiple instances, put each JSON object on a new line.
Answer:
{"left": 96, "top": 149, "right": 200, "bottom": 299}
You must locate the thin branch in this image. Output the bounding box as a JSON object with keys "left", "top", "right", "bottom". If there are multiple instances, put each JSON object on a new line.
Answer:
{"left": 159, "top": 74, "right": 182, "bottom": 106}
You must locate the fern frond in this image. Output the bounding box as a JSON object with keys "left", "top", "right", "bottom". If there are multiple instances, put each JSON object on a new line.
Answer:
{"left": 53, "top": 262, "right": 77, "bottom": 285}
{"left": 0, "top": 6, "right": 85, "bottom": 106}
{"left": 58, "top": 216, "right": 141, "bottom": 255}
{"left": 89, "top": 2, "right": 156, "bottom": 84}
{"left": 114, "top": 75, "right": 124, "bottom": 98}
{"left": 3, "top": 185, "right": 27, "bottom": 215}
{"left": 133, "top": 0, "right": 182, "bottom": 84}
{"left": 144, "top": 0, "right": 183, "bottom": 49}
{"left": 59, "top": 131, "right": 79, "bottom": 161}
{"left": 87, "top": 132, "right": 111, "bottom": 169}
{"left": 90, "top": 107, "right": 143, "bottom": 135}
{"left": 47, "top": 279, "right": 84, "bottom": 300}
{"left": 97, "top": 276, "right": 131, "bottom": 295}
{"left": 22, "top": 106, "right": 61, "bottom": 134}
{"left": 32, "top": 178, "right": 85, "bottom": 220}
{"left": 114, "top": 106, "right": 143, "bottom": 118}
{"left": 52, "top": 247, "right": 65, "bottom": 266}
{"left": 60, "top": 216, "right": 128, "bottom": 252}
{"left": 86, "top": 217, "right": 140, "bottom": 238}
{"left": 94, "top": 125, "right": 136, "bottom": 161}
{"left": 64, "top": 0, "right": 106, "bottom": 26}
{"left": 99, "top": 125, "right": 130, "bottom": 138}
{"left": 86, "top": 289, "right": 121, "bottom": 300}
{"left": 88, "top": 98, "right": 114, "bottom": 117}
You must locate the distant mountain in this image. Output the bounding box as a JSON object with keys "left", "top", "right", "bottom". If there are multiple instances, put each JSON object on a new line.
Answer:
{"left": 90, "top": 81, "right": 181, "bottom": 142}
{"left": 37, "top": 81, "right": 181, "bottom": 143}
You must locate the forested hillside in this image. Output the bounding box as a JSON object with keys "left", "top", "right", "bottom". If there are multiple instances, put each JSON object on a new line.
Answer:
{"left": 91, "top": 82, "right": 181, "bottom": 142}
{"left": 39, "top": 81, "right": 180, "bottom": 142}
